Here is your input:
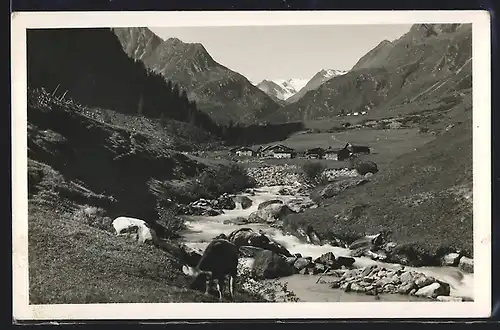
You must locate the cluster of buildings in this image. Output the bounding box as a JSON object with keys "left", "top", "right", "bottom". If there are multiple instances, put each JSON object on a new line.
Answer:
{"left": 230, "top": 143, "right": 370, "bottom": 161}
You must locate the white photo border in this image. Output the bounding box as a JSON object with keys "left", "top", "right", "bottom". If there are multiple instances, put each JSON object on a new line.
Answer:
{"left": 11, "top": 10, "right": 492, "bottom": 320}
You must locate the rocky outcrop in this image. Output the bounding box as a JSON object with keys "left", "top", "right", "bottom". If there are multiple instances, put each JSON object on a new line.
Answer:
{"left": 325, "top": 264, "right": 452, "bottom": 299}
{"left": 252, "top": 250, "right": 296, "bottom": 279}
{"left": 314, "top": 177, "right": 370, "bottom": 200}
{"left": 285, "top": 197, "right": 317, "bottom": 213}
{"left": 113, "top": 27, "right": 280, "bottom": 125}
{"left": 322, "top": 168, "right": 359, "bottom": 181}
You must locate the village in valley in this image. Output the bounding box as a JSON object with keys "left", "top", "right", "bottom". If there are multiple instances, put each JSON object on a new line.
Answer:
{"left": 229, "top": 142, "right": 369, "bottom": 161}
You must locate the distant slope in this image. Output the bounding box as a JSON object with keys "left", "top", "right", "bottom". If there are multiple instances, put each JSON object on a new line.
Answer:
{"left": 266, "top": 24, "right": 472, "bottom": 123}
{"left": 286, "top": 69, "right": 348, "bottom": 103}
{"left": 113, "top": 27, "right": 281, "bottom": 125}
{"left": 284, "top": 103, "right": 473, "bottom": 259}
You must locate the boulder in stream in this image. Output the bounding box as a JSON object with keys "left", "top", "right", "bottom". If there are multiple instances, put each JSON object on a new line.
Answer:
{"left": 214, "top": 193, "right": 236, "bottom": 210}
{"left": 252, "top": 250, "right": 295, "bottom": 279}
{"left": 458, "top": 256, "right": 474, "bottom": 273}
{"left": 248, "top": 203, "right": 294, "bottom": 223}
{"left": 440, "top": 252, "right": 462, "bottom": 267}
{"left": 257, "top": 199, "right": 283, "bottom": 210}
{"left": 227, "top": 228, "right": 292, "bottom": 257}
{"left": 233, "top": 195, "right": 253, "bottom": 209}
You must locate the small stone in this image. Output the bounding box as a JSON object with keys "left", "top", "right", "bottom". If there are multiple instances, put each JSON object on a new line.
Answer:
{"left": 400, "top": 271, "right": 413, "bottom": 283}
{"left": 397, "top": 280, "right": 416, "bottom": 294}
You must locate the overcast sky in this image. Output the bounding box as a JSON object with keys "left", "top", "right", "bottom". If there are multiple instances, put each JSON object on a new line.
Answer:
{"left": 149, "top": 24, "right": 412, "bottom": 83}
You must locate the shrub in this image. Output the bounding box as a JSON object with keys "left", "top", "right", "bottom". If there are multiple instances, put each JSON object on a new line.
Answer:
{"left": 301, "top": 162, "right": 326, "bottom": 185}
{"left": 194, "top": 163, "right": 256, "bottom": 199}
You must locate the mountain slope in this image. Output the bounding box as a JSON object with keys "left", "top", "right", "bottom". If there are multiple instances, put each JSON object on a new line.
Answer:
{"left": 284, "top": 104, "right": 473, "bottom": 261}
{"left": 256, "top": 80, "right": 290, "bottom": 106}
{"left": 113, "top": 27, "right": 281, "bottom": 125}
{"left": 27, "top": 28, "right": 222, "bottom": 140}
{"left": 265, "top": 24, "right": 472, "bottom": 123}
{"left": 286, "top": 69, "right": 348, "bottom": 103}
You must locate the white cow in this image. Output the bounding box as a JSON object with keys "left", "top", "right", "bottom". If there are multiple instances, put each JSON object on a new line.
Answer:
{"left": 112, "top": 216, "right": 155, "bottom": 244}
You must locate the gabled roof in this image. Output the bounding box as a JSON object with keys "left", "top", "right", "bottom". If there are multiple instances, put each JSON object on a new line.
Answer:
{"left": 260, "top": 144, "right": 294, "bottom": 152}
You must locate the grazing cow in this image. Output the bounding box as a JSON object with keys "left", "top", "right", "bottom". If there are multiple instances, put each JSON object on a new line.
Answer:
{"left": 181, "top": 239, "right": 239, "bottom": 301}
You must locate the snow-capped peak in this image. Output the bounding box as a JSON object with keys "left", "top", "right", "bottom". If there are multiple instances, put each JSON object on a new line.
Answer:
{"left": 273, "top": 78, "right": 309, "bottom": 94}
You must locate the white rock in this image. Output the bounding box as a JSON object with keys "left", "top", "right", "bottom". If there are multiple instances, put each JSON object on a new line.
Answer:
{"left": 415, "top": 282, "right": 450, "bottom": 298}
{"left": 441, "top": 253, "right": 461, "bottom": 266}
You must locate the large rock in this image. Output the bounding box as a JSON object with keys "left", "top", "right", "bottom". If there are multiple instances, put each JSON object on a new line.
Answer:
{"left": 295, "top": 226, "right": 323, "bottom": 245}
{"left": 233, "top": 195, "right": 253, "bottom": 209}
{"left": 286, "top": 197, "right": 317, "bottom": 213}
{"left": 316, "top": 177, "right": 370, "bottom": 199}
{"left": 458, "top": 256, "right": 474, "bottom": 273}
{"left": 441, "top": 253, "right": 462, "bottom": 267}
{"left": 315, "top": 252, "right": 337, "bottom": 267}
{"left": 257, "top": 199, "right": 283, "bottom": 210}
{"left": 337, "top": 256, "right": 356, "bottom": 268}
{"left": 227, "top": 228, "right": 292, "bottom": 257}
{"left": 214, "top": 193, "right": 236, "bottom": 210}
{"left": 248, "top": 203, "right": 294, "bottom": 223}
{"left": 355, "top": 161, "right": 379, "bottom": 175}
{"left": 414, "top": 282, "right": 450, "bottom": 298}
{"left": 293, "top": 257, "right": 312, "bottom": 271}
{"left": 252, "top": 250, "right": 295, "bottom": 279}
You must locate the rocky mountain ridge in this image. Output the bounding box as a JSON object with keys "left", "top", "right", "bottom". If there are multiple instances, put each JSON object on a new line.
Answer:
{"left": 265, "top": 23, "right": 472, "bottom": 123}
{"left": 113, "top": 27, "right": 281, "bottom": 125}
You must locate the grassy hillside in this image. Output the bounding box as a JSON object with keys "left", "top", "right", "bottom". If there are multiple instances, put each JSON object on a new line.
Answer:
{"left": 27, "top": 89, "right": 263, "bottom": 303}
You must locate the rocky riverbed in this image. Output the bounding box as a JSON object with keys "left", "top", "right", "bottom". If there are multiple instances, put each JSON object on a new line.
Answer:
{"left": 177, "top": 168, "right": 474, "bottom": 302}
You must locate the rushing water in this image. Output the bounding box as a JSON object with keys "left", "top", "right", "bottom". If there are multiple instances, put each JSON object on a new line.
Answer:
{"left": 180, "top": 186, "right": 474, "bottom": 301}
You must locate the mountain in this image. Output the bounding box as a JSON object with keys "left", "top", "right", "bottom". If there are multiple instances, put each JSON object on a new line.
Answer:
{"left": 286, "top": 69, "right": 348, "bottom": 103}
{"left": 27, "top": 28, "right": 223, "bottom": 141}
{"left": 255, "top": 80, "right": 289, "bottom": 106}
{"left": 113, "top": 27, "right": 281, "bottom": 125}
{"left": 265, "top": 24, "right": 472, "bottom": 123}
